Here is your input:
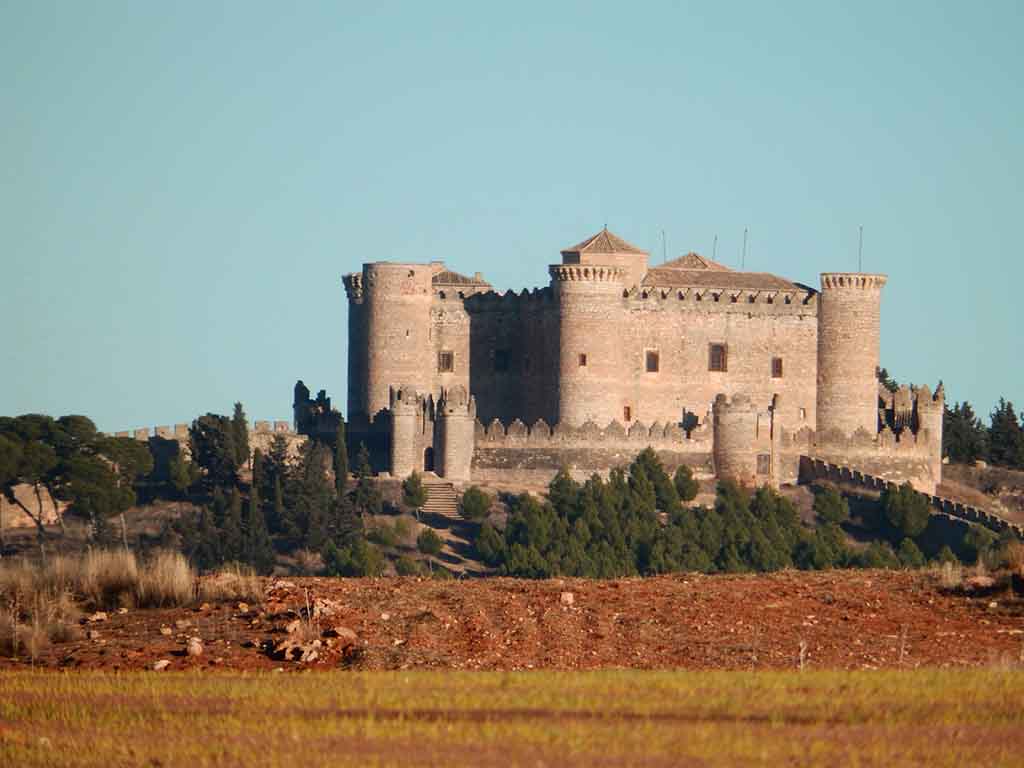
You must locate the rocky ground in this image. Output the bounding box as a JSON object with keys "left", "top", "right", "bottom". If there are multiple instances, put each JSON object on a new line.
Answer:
{"left": 3, "top": 569, "right": 1023, "bottom": 673}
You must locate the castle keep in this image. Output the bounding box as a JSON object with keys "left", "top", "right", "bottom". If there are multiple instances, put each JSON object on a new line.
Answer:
{"left": 340, "top": 229, "right": 944, "bottom": 492}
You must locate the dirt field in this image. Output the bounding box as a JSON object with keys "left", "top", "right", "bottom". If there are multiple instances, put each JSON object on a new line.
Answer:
{"left": 2, "top": 569, "right": 1022, "bottom": 672}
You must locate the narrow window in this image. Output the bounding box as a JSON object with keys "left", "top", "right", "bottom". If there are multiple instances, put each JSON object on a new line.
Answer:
{"left": 623, "top": 405, "right": 632, "bottom": 422}
{"left": 578, "top": 353, "right": 588, "bottom": 367}
{"left": 438, "top": 350, "right": 454, "bottom": 373}
{"left": 645, "top": 350, "right": 659, "bottom": 373}
{"left": 772, "top": 357, "right": 783, "bottom": 378}
{"left": 757, "top": 454, "right": 771, "bottom": 475}
{"left": 709, "top": 343, "right": 727, "bottom": 372}
{"left": 799, "top": 407, "right": 807, "bottom": 420}
{"left": 494, "top": 349, "right": 510, "bottom": 372}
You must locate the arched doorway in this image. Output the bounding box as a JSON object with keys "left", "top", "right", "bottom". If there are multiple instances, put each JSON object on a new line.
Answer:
{"left": 423, "top": 447, "right": 435, "bottom": 472}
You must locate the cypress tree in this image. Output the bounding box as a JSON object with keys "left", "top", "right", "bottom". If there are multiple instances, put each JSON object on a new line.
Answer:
{"left": 222, "top": 486, "right": 245, "bottom": 563}
{"left": 231, "top": 402, "right": 250, "bottom": 468}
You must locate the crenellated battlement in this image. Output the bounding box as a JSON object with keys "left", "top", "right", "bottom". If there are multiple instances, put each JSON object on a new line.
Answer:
{"left": 342, "top": 271, "right": 363, "bottom": 301}
{"left": 624, "top": 284, "right": 817, "bottom": 315}
{"left": 549, "top": 264, "right": 626, "bottom": 283}
{"left": 474, "top": 416, "right": 712, "bottom": 450}
{"left": 820, "top": 273, "right": 887, "bottom": 291}
{"left": 879, "top": 381, "right": 945, "bottom": 434}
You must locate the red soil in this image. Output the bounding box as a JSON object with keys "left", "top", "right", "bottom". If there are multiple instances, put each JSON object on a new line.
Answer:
{"left": 3, "top": 570, "right": 1022, "bottom": 672}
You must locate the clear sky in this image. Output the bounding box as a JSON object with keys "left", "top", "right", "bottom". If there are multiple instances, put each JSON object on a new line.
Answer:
{"left": 2, "top": 1, "right": 1021, "bottom": 432}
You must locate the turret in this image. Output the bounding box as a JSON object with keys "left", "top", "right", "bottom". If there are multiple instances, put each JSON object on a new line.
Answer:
{"left": 815, "top": 273, "right": 887, "bottom": 439}
{"left": 389, "top": 386, "right": 423, "bottom": 479}
{"left": 550, "top": 263, "right": 627, "bottom": 426}
{"left": 437, "top": 385, "right": 476, "bottom": 482}
{"left": 360, "top": 263, "right": 434, "bottom": 418}
{"left": 342, "top": 271, "right": 367, "bottom": 420}
{"left": 915, "top": 382, "right": 945, "bottom": 486}
{"left": 713, "top": 393, "right": 769, "bottom": 486}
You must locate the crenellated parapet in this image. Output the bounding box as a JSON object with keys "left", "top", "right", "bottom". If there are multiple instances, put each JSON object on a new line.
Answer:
{"left": 549, "top": 264, "right": 627, "bottom": 284}
{"left": 342, "top": 271, "right": 363, "bottom": 302}
{"left": 625, "top": 285, "right": 817, "bottom": 315}
{"left": 474, "top": 416, "right": 712, "bottom": 451}
{"left": 712, "top": 393, "right": 781, "bottom": 487}
{"left": 820, "top": 273, "right": 887, "bottom": 291}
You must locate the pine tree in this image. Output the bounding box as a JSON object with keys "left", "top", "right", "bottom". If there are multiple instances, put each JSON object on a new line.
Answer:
{"left": 334, "top": 419, "right": 349, "bottom": 495}
{"left": 673, "top": 464, "right": 699, "bottom": 502}
{"left": 989, "top": 399, "right": 1024, "bottom": 469}
{"left": 244, "top": 482, "right": 275, "bottom": 574}
{"left": 403, "top": 471, "right": 427, "bottom": 515}
{"left": 353, "top": 442, "right": 382, "bottom": 517}
{"left": 222, "top": 487, "right": 245, "bottom": 563}
{"left": 231, "top": 402, "right": 250, "bottom": 468}
{"left": 943, "top": 401, "right": 988, "bottom": 464}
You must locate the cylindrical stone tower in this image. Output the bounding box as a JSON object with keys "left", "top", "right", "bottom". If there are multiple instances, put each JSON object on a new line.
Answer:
{"left": 437, "top": 385, "right": 476, "bottom": 483}
{"left": 712, "top": 393, "right": 760, "bottom": 486}
{"left": 362, "top": 263, "right": 434, "bottom": 418}
{"left": 389, "top": 386, "right": 421, "bottom": 479}
{"left": 816, "top": 273, "right": 887, "bottom": 438}
{"left": 550, "top": 264, "right": 626, "bottom": 426}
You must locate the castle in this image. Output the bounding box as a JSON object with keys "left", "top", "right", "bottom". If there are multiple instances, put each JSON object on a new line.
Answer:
{"left": 336, "top": 228, "right": 944, "bottom": 493}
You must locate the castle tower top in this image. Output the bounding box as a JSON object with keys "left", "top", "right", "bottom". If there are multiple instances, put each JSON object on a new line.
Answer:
{"left": 560, "top": 228, "right": 648, "bottom": 287}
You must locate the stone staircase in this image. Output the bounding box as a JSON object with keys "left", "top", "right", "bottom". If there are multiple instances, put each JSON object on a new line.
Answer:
{"left": 421, "top": 476, "right": 459, "bottom": 518}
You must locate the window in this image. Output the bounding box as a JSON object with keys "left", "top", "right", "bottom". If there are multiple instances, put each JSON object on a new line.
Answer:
{"left": 494, "top": 349, "right": 510, "bottom": 372}
{"left": 438, "top": 350, "right": 454, "bottom": 373}
{"left": 772, "top": 357, "right": 783, "bottom": 378}
{"left": 709, "top": 343, "right": 728, "bottom": 372}
{"left": 799, "top": 407, "right": 807, "bottom": 421}
{"left": 645, "top": 350, "right": 660, "bottom": 373}
{"left": 578, "top": 353, "right": 588, "bottom": 367}
{"left": 623, "top": 406, "right": 632, "bottom": 422}
{"left": 757, "top": 454, "right": 771, "bottom": 475}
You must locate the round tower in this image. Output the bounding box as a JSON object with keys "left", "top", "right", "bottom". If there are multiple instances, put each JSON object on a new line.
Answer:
{"left": 712, "top": 393, "right": 760, "bottom": 486}
{"left": 815, "top": 273, "right": 887, "bottom": 439}
{"left": 362, "top": 263, "right": 434, "bottom": 418}
{"left": 437, "top": 385, "right": 476, "bottom": 482}
{"left": 389, "top": 386, "right": 421, "bottom": 479}
{"left": 550, "top": 264, "right": 626, "bottom": 426}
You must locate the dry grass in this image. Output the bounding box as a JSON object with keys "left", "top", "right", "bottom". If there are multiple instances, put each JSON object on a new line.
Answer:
{"left": 936, "top": 560, "right": 963, "bottom": 590}
{"left": 136, "top": 551, "right": 195, "bottom": 608}
{"left": 0, "top": 559, "right": 82, "bottom": 660}
{"left": 79, "top": 549, "right": 139, "bottom": 609}
{"left": 198, "top": 563, "right": 263, "bottom": 604}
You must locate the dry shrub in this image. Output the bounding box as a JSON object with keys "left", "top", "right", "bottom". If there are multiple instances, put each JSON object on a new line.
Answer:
{"left": 79, "top": 549, "right": 139, "bottom": 609}
{"left": 199, "top": 563, "right": 263, "bottom": 604}
{"left": 0, "top": 560, "right": 82, "bottom": 659}
{"left": 137, "top": 551, "right": 195, "bottom": 608}
{"left": 938, "top": 560, "right": 963, "bottom": 590}
{"left": 1001, "top": 541, "right": 1024, "bottom": 574}
{"left": 0, "top": 559, "right": 37, "bottom": 604}
{"left": 293, "top": 549, "right": 324, "bottom": 576}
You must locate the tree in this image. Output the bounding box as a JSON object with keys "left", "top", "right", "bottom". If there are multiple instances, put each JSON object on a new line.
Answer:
{"left": 244, "top": 481, "right": 275, "bottom": 574}
{"left": 189, "top": 414, "right": 238, "bottom": 488}
{"left": 0, "top": 434, "right": 57, "bottom": 559}
{"left": 352, "top": 443, "right": 382, "bottom": 517}
{"left": 99, "top": 436, "right": 154, "bottom": 549}
{"left": 334, "top": 419, "right": 349, "bottom": 495}
{"left": 813, "top": 486, "right": 849, "bottom": 526}
{"left": 403, "top": 471, "right": 427, "bottom": 517}
{"left": 221, "top": 487, "right": 245, "bottom": 563}
{"left": 417, "top": 528, "right": 443, "bottom": 570}
{"left": 877, "top": 366, "right": 899, "bottom": 393}
{"left": 168, "top": 453, "right": 198, "bottom": 496}
{"left": 881, "top": 483, "right": 930, "bottom": 540}
{"left": 231, "top": 402, "right": 250, "bottom": 468}
{"left": 290, "top": 441, "right": 333, "bottom": 550}
{"left": 989, "top": 399, "right": 1024, "bottom": 469}
{"left": 898, "top": 538, "right": 925, "bottom": 568}
{"left": 673, "top": 464, "right": 699, "bottom": 502}
{"left": 943, "top": 401, "right": 988, "bottom": 464}
{"left": 459, "top": 485, "right": 491, "bottom": 521}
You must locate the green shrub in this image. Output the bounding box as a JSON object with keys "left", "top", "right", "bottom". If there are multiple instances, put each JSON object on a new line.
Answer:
{"left": 460, "top": 486, "right": 492, "bottom": 521}
{"left": 394, "top": 555, "right": 422, "bottom": 576}
{"left": 416, "top": 528, "right": 443, "bottom": 557}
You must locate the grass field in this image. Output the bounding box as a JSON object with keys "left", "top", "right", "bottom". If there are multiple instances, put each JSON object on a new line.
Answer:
{"left": 1, "top": 669, "right": 1023, "bottom": 766}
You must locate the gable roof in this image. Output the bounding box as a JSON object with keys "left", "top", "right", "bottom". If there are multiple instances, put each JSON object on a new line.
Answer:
{"left": 561, "top": 228, "right": 648, "bottom": 256}
{"left": 643, "top": 251, "right": 808, "bottom": 292}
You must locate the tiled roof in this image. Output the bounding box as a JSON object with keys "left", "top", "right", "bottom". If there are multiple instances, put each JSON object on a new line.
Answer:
{"left": 432, "top": 270, "right": 490, "bottom": 286}
{"left": 643, "top": 252, "right": 806, "bottom": 291}
{"left": 561, "top": 228, "right": 647, "bottom": 256}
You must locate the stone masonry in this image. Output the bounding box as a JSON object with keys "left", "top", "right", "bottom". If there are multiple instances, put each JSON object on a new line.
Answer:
{"left": 343, "top": 228, "right": 944, "bottom": 492}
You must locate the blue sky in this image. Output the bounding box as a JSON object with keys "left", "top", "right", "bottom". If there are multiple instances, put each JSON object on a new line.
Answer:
{"left": 2, "top": 1, "right": 1021, "bottom": 432}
